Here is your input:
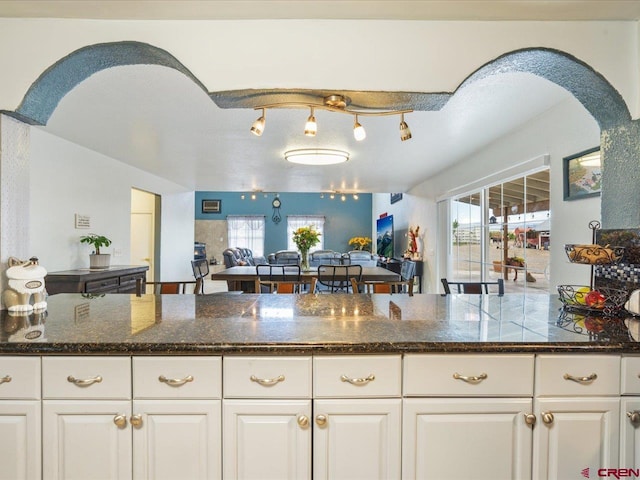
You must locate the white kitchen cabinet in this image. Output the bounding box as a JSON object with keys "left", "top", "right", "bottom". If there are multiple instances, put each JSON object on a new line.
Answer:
{"left": 43, "top": 400, "right": 133, "bottom": 480}
{"left": 533, "top": 355, "right": 621, "bottom": 479}
{"left": 42, "top": 356, "right": 222, "bottom": 480}
{"left": 223, "top": 399, "right": 312, "bottom": 480}
{"left": 313, "top": 355, "right": 402, "bottom": 480}
{"left": 0, "top": 356, "right": 41, "bottom": 480}
{"left": 619, "top": 356, "right": 640, "bottom": 468}
{"left": 403, "top": 397, "right": 533, "bottom": 480}
{"left": 223, "top": 356, "right": 312, "bottom": 480}
{"left": 313, "top": 398, "right": 401, "bottom": 480}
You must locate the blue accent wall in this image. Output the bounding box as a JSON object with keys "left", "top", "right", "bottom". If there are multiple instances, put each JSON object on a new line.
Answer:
{"left": 195, "top": 192, "right": 373, "bottom": 255}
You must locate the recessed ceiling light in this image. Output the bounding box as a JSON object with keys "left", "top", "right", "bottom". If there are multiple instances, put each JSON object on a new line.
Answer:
{"left": 284, "top": 148, "right": 350, "bottom": 166}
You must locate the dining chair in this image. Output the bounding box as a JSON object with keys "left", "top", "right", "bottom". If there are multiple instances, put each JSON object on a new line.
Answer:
{"left": 351, "top": 259, "right": 416, "bottom": 295}
{"left": 315, "top": 264, "right": 362, "bottom": 293}
{"left": 441, "top": 278, "right": 505, "bottom": 295}
{"left": 140, "top": 280, "right": 200, "bottom": 294}
{"left": 191, "top": 259, "right": 209, "bottom": 294}
{"left": 255, "top": 264, "right": 303, "bottom": 293}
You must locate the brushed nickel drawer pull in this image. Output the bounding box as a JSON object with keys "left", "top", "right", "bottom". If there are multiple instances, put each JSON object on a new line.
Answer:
{"left": 453, "top": 372, "right": 488, "bottom": 384}
{"left": 340, "top": 374, "right": 375, "bottom": 386}
{"left": 159, "top": 375, "right": 194, "bottom": 387}
{"left": 0, "top": 375, "right": 11, "bottom": 385}
{"left": 563, "top": 373, "right": 597, "bottom": 384}
{"left": 67, "top": 375, "right": 103, "bottom": 387}
{"left": 250, "top": 374, "right": 285, "bottom": 386}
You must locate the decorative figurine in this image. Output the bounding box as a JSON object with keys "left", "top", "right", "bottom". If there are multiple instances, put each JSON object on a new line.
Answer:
{"left": 3, "top": 257, "right": 47, "bottom": 312}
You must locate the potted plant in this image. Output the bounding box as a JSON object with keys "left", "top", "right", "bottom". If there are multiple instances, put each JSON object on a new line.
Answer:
{"left": 80, "top": 234, "right": 112, "bottom": 269}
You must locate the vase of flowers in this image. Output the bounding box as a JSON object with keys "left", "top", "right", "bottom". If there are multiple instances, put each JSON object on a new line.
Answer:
{"left": 348, "top": 236, "right": 372, "bottom": 251}
{"left": 293, "top": 226, "right": 321, "bottom": 271}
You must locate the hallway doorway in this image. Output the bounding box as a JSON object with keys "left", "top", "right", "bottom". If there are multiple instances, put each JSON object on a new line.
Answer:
{"left": 131, "top": 188, "right": 159, "bottom": 282}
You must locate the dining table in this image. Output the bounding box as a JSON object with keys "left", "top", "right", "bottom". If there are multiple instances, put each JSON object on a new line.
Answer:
{"left": 211, "top": 265, "right": 400, "bottom": 292}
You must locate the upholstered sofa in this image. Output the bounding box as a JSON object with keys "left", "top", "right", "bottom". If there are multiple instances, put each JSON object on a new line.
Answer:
{"left": 309, "top": 250, "right": 343, "bottom": 267}
{"left": 222, "top": 247, "right": 267, "bottom": 268}
{"left": 267, "top": 250, "right": 301, "bottom": 265}
{"left": 345, "top": 250, "right": 378, "bottom": 267}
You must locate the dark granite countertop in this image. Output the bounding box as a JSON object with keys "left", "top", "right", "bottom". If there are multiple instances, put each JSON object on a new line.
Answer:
{"left": 1, "top": 293, "right": 639, "bottom": 355}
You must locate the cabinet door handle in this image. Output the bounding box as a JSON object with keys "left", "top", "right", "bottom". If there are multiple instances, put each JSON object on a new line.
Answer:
{"left": 158, "top": 375, "right": 194, "bottom": 387}
{"left": 250, "top": 374, "right": 285, "bottom": 386}
{"left": 453, "top": 372, "right": 488, "bottom": 384}
{"left": 523, "top": 413, "right": 537, "bottom": 426}
{"left": 130, "top": 414, "right": 143, "bottom": 429}
{"left": 541, "top": 411, "right": 554, "bottom": 425}
{"left": 67, "top": 375, "right": 102, "bottom": 387}
{"left": 315, "top": 414, "right": 327, "bottom": 427}
{"left": 297, "top": 415, "right": 310, "bottom": 428}
{"left": 113, "top": 415, "right": 127, "bottom": 429}
{"left": 563, "top": 373, "right": 597, "bottom": 384}
{"left": 627, "top": 411, "right": 640, "bottom": 427}
{"left": 340, "top": 374, "right": 375, "bottom": 386}
{"left": 0, "top": 375, "right": 11, "bottom": 385}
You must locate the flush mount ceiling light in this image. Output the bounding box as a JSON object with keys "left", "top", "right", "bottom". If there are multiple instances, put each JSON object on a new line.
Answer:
{"left": 250, "top": 94, "right": 412, "bottom": 142}
{"left": 284, "top": 148, "right": 350, "bottom": 166}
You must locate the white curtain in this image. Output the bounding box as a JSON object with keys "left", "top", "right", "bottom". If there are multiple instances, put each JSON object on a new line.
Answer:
{"left": 227, "top": 216, "right": 265, "bottom": 256}
{"left": 287, "top": 215, "right": 325, "bottom": 252}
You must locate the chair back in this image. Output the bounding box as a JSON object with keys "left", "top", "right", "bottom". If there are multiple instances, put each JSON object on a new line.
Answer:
{"left": 441, "top": 278, "right": 505, "bottom": 295}
{"left": 191, "top": 259, "right": 209, "bottom": 294}
{"left": 316, "top": 264, "right": 362, "bottom": 292}
{"left": 255, "top": 264, "right": 302, "bottom": 293}
{"left": 142, "top": 281, "right": 199, "bottom": 294}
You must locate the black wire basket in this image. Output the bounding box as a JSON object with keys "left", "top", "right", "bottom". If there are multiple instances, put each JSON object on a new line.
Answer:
{"left": 564, "top": 244, "right": 624, "bottom": 265}
{"left": 557, "top": 284, "right": 628, "bottom": 314}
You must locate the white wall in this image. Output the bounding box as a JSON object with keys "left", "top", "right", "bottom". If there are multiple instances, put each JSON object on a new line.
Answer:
{"left": 29, "top": 127, "right": 194, "bottom": 279}
{"left": 0, "top": 19, "right": 637, "bottom": 117}
{"left": 410, "top": 97, "right": 600, "bottom": 292}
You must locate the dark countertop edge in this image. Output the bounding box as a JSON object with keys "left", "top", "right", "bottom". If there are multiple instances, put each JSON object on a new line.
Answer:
{"left": 0, "top": 342, "right": 638, "bottom": 356}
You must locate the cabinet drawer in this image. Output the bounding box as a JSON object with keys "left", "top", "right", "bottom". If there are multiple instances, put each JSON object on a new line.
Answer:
{"left": 223, "top": 356, "right": 311, "bottom": 398}
{"left": 535, "top": 355, "right": 620, "bottom": 396}
{"left": 403, "top": 354, "right": 534, "bottom": 397}
{"left": 0, "top": 356, "right": 40, "bottom": 399}
{"left": 42, "top": 356, "right": 131, "bottom": 399}
{"left": 120, "top": 273, "right": 144, "bottom": 287}
{"left": 133, "top": 356, "right": 221, "bottom": 398}
{"left": 620, "top": 356, "right": 640, "bottom": 395}
{"left": 314, "top": 355, "right": 401, "bottom": 398}
{"left": 85, "top": 277, "right": 119, "bottom": 293}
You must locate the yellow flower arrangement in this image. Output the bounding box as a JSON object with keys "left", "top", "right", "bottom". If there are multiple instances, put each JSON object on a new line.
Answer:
{"left": 292, "top": 226, "right": 321, "bottom": 252}
{"left": 348, "top": 236, "right": 372, "bottom": 251}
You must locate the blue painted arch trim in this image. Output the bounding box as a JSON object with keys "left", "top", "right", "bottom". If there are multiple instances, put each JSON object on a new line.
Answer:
{"left": 14, "top": 41, "right": 208, "bottom": 126}
{"left": 457, "top": 47, "right": 631, "bottom": 130}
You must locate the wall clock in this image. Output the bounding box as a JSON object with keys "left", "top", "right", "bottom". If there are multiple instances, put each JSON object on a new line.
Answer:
{"left": 272, "top": 197, "right": 282, "bottom": 223}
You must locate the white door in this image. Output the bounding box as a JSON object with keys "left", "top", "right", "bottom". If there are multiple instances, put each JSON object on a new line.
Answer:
{"left": 0, "top": 400, "right": 40, "bottom": 480}
{"left": 43, "top": 400, "right": 132, "bottom": 480}
{"left": 620, "top": 398, "right": 640, "bottom": 468}
{"left": 131, "top": 212, "right": 154, "bottom": 282}
{"left": 402, "top": 397, "right": 533, "bottom": 480}
{"left": 534, "top": 397, "right": 620, "bottom": 479}
{"left": 223, "top": 399, "right": 311, "bottom": 480}
{"left": 132, "top": 400, "right": 221, "bottom": 480}
{"left": 314, "top": 398, "right": 402, "bottom": 480}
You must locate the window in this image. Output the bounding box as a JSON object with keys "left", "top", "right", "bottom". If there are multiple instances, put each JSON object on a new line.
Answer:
{"left": 287, "top": 216, "right": 325, "bottom": 251}
{"left": 227, "top": 216, "right": 265, "bottom": 256}
{"left": 449, "top": 169, "right": 550, "bottom": 293}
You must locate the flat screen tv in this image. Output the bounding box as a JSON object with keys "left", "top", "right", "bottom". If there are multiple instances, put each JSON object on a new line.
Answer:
{"left": 376, "top": 215, "right": 394, "bottom": 258}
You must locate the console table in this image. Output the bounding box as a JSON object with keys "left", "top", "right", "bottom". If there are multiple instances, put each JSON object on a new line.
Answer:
{"left": 378, "top": 258, "right": 424, "bottom": 293}
{"left": 45, "top": 265, "right": 148, "bottom": 294}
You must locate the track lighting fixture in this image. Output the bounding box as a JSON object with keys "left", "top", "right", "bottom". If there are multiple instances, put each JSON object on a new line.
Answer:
{"left": 250, "top": 108, "right": 266, "bottom": 136}
{"left": 399, "top": 113, "right": 412, "bottom": 142}
{"left": 353, "top": 115, "right": 366, "bottom": 141}
{"left": 304, "top": 107, "right": 317, "bottom": 137}
{"left": 249, "top": 94, "right": 412, "bottom": 141}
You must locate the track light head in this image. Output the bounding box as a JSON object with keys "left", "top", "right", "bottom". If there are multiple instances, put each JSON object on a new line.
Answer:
{"left": 250, "top": 109, "right": 266, "bottom": 136}
{"left": 304, "top": 107, "right": 317, "bottom": 137}
{"left": 399, "top": 113, "right": 412, "bottom": 142}
{"left": 353, "top": 115, "right": 366, "bottom": 141}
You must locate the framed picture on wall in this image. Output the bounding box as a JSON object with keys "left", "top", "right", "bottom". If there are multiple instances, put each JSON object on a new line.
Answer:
{"left": 390, "top": 193, "right": 403, "bottom": 204}
{"left": 563, "top": 147, "right": 601, "bottom": 201}
{"left": 202, "top": 199, "right": 221, "bottom": 213}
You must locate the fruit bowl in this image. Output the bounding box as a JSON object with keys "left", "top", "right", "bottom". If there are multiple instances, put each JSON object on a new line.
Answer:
{"left": 564, "top": 244, "right": 624, "bottom": 265}
{"left": 557, "top": 285, "right": 628, "bottom": 313}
